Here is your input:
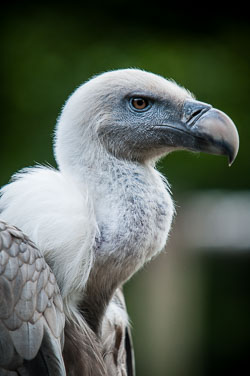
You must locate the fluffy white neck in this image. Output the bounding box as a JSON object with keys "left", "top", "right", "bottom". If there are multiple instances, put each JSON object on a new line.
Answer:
{"left": 71, "top": 156, "right": 174, "bottom": 333}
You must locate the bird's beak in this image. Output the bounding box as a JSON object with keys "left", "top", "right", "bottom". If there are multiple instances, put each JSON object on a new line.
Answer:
{"left": 156, "top": 99, "right": 239, "bottom": 165}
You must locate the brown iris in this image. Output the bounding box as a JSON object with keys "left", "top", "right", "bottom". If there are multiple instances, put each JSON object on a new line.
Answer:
{"left": 131, "top": 97, "right": 148, "bottom": 110}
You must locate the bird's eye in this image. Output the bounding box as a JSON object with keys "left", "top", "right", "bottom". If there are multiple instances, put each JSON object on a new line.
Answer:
{"left": 130, "top": 97, "right": 149, "bottom": 111}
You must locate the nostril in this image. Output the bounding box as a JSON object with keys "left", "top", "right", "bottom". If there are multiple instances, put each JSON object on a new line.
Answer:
{"left": 189, "top": 108, "right": 203, "bottom": 120}
{"left": 187, "top": 108, "right": 205, "bottom": 125}
{"left": 183, "top": 100, "right": 212, "bottom": 126}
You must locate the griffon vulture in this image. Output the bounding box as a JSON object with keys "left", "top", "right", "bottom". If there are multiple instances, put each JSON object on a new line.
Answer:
{"left": 0, "top": 69, "right": 239, "bottom": 375}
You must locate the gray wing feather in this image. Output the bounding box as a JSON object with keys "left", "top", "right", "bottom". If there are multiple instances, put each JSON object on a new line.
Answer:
{"left": 115, "top": 289, "right": 135, "bottom": 376}
{"left": 101, "top": 288, "right": 136, "bottom": 376}
{"left": 0, "top": 220, "right": 66, "bottom": 375}
{"left": 125, "top": 326, "right": 135, "bottom": 376}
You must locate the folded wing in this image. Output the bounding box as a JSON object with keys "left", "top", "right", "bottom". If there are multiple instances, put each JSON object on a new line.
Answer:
{"left": 0, "top": 220, "right": 66, "bottom": 375}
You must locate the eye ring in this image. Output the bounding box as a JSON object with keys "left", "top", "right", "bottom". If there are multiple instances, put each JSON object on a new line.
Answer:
{"left": 130, "top": 97, "right": 150, "bottom": 111}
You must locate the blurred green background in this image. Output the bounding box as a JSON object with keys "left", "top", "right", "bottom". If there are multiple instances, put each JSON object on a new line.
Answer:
{"left": 1, "top": 3, "right": 250, "bottom": 375}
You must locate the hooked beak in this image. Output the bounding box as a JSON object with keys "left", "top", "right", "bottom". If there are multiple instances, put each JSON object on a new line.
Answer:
{"left": 156, "top": 100, "right": 239, "bottom": 165}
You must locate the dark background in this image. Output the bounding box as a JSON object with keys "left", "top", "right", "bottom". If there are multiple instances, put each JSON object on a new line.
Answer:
{"left": 1, "top": 3, "right": 250, "bottom": 375}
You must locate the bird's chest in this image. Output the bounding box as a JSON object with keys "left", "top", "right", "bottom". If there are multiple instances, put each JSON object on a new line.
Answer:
{"left": 94, "top": 172, "right": 173, "bottom": 267}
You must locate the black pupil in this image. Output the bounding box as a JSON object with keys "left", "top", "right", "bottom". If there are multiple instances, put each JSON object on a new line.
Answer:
{"left": 133, "top": 98, "right": 147, "bottom": 109}
{"left": 136, "top": 99, "right": 144, "bottom": 107}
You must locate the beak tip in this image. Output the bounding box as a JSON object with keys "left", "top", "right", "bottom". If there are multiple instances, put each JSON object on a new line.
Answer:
{"left": 193, "top": 108, "right": 239, "bottom": 166}
{"left": 228, "top": 148, "right": 238, "bottom": 167}
{"left": 228, "top": 130, "right": 239, "bottom": 167}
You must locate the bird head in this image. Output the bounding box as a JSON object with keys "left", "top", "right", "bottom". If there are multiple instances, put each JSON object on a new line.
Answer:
{"left": 54, "top": 69, "right": 239, "bottom": 173}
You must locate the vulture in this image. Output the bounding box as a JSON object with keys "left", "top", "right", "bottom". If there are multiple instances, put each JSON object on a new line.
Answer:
{"left": 0, "top": 69, "right": 239, "bottom": 375}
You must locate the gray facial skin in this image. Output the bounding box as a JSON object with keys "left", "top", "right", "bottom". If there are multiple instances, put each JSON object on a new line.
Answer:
{"left": 98, "top": 91, "right": 239, "bottom": 165}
